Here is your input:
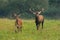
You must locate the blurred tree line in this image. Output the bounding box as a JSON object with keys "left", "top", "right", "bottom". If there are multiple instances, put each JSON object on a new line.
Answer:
{"left": 0, "top": 0, "right": 60, "bottom": 19}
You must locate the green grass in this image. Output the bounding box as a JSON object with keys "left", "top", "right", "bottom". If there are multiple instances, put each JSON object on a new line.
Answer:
{"left": 0, "top": 18, "right": 60, "bottom": 40}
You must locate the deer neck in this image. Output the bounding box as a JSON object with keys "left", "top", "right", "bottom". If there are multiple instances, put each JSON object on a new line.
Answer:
{"left": 16, "top": 16, "right": 19, "bottom": 20}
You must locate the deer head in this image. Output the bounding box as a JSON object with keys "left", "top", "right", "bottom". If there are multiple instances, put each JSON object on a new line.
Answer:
{"left": 13, "top": 13, "right": 21, "bottom": 19}
{"left": 29, "top": 8, "right": 44, "bottom": 16}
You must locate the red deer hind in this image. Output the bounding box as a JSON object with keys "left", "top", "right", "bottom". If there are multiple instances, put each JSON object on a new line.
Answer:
{"left": 13, "top": 13, "right": 22, "bottom": 32}
{"left": 29, "top": 8, "right": 44, "bottom": 30}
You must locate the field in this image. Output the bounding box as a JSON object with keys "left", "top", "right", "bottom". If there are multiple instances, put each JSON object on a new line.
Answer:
{"left": 0, "top": 18, "right": 60, "bottom": 40}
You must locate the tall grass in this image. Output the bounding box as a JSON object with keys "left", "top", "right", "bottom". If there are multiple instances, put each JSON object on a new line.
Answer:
{"left": 0, "top": 18, "right": 60, "bottom": 40}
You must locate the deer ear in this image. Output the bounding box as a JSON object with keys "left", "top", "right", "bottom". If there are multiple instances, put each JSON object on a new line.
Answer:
{"left": 13, "top": 13, "right": 17, "bottom": 16}
{"left": 38, "top": 11, "right": 41, "bottom": 14}
{"left": 18, "top": 14, "right": 21, "bottom": 17}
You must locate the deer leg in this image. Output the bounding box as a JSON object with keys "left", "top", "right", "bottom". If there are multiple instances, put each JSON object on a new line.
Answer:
{"left": 16, "top": 25, "right": 20, "bottom": 32}
{"left": 42, "top": 22, "right": 44, "bottom": 29}
{"left": 18, "top": 27, "right": 20, "bottom": 32}
{"left": 14, "top": 24, "right": 17, "bottom": 32}
{"left": 36, "top": 22, "right": 39, "bottom": 30}
{"left": 17, "top": 26, "right": 22, "bottom": 32}
{"left": 20, "top": 26, "right": 22, "bottom": 32}
{"left": 36, "top": 24, "right": 39, "bottom": 30}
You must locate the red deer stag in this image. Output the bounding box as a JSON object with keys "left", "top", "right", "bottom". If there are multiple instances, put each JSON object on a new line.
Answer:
{"left": 29, "top": 8, "right": 44, "bottom": 30}
{"left": 13, "top": 13, "right": 22, "bottom": 32}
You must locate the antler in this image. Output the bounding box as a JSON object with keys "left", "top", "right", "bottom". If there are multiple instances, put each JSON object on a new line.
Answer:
{"left": 38, "top": 8, "right": 45, "bottom": 14}
{"left": 38, "top": 11, "right": 42, "bottom": 14}
{"left": 29, "top": 8, "right": 36, "bottom": 14}
{"left": 29, "top": 8, "right": 33, "bottom": 13}
{"left": 42, "top": 8, "right": 44, "bottom": 12}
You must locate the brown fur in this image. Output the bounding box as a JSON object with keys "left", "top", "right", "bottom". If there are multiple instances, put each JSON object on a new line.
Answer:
{"left": 29, "top": 8, "right": 44, "bottom": 30}
{"left": 35, "top": 14, "right": 44, "bottom": 30}
{"left": 14, "top": 14, "right": 22, "bottom": 32}
{"left": 38, "top": 15, "right": 44, "bottom": 22}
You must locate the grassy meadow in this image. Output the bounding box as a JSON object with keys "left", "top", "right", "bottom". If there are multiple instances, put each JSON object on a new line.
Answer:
{"left": 0, "top": 18, "right": 60, "bottom": 40}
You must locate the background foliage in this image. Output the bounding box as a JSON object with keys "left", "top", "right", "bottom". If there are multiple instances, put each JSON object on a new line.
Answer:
{"left": 0, "top": 0, "right": 60, "bottom": 19}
